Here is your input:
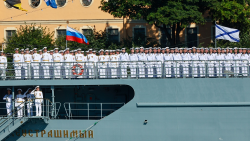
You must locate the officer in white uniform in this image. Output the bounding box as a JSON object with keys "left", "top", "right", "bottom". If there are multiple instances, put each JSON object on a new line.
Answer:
{"left": 87, "top": 49, "right": 97, "bottom": 78}
{"left": 163, "top": 47, "right": 172, "bottom": 77}
{"left": 190, "top": 47, "right": 199, "bottom": 77}
{"left": 198, "top": 48, "right": 206, "bottom": 77}
{"left": 224, "top": 47, "right": 233, "bottom": 72}
{"left": 104, "top": 50, "right": 110, "bottom": 78}
{"left": 173, "top": 47, "right": 182, "bottom": 77}
{"left": 24, "top": 88, "right": 35, "bottom": 117}
{"left": 75, "top": 48, "right": 86, "bottom": 78}
{"left": 3, "top": 88, "right": 12, "bottom": 116}
{"left": 155, "top": 47, "right": 163, "bottom": 77}
{"left": 98, "top": 49, "right": 106, "bottom": 78}
{"left": 207, "top": 47, "right": 215, "bottom": 77}
{"left": 241, "top": 48, "right": 248, "bottom": 76}
{"left": 0, "top": 51, "right": 7, "bottom": 79}
{"left": 42, "top": 47, "right": 51, "bottom": 78}
{"left": 233, "top": 47, "right": 240, "bottom": 76}
{"left": 146, "top": 48, "right": 155, "bottom": 78}
{"left": 129, "top": 48, "right": 138, "bottom": 78}
{"left": 13, "top": 48, "right": 23, "bottom": 79}
{"left": 53, "top": 48, "right": 62, "bottom": 78}
{"left": 32, "top": 48, "right": 40, "bottom": 79}
{"left": 137, "top": 47, "right": 147, "bottom": 78}
{"left": 215, "top": 48, "right": 224, "bottom": 77}
{"left": 34, "top": 86, "right": 43, "bottom": 116}
{"left": 64, "top": 48, "right": 73, "bottom": 78}
{"left": 182, "top": 48, "right": 190, "bottom": 77}
{"left": 120, "top": 48, "right": 129, "bottom": 78}
{"left": 23, "top": 48, "right": 32, "bottom": 79}
{"left": 110, "top": 50, "right": 119, "bottom": 78}
{"left": 15, "top": 89, "right": 25, "bottom": 117}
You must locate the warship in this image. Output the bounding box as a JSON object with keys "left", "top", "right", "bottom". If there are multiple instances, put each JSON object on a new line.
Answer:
{"left": 0, "top": 60, "right": 249, "bottom": 141}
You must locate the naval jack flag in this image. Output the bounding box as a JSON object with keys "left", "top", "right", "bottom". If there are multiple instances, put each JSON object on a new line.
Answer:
{"left": 215, "top": 24, "right": 240, "bottom": 42}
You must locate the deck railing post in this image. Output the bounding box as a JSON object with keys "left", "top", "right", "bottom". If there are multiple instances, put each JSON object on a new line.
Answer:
{"left": 101, "top": 103, "right": 102, "bottom": 118}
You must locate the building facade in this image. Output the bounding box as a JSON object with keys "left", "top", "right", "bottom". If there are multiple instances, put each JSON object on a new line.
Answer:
{"left": 0, "top": 0, "right": 214, "bottom": 48}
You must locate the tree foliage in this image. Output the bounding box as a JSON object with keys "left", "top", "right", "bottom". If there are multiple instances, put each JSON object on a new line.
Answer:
{"left": 5, "top": 24, "right": 54, "bottom": 53}
{"left": 99, "top": 0, "right": 216, "bottom": 47}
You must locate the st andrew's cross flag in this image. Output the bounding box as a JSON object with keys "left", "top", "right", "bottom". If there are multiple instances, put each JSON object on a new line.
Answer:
{"left": 215, "top": 24, "right": 240, "bottom": 42}
{"left": 66, "top": 26, "right": 89, "bottom": 45}
{"left": 3, "top": 0, "right": 27, "bottom": 11}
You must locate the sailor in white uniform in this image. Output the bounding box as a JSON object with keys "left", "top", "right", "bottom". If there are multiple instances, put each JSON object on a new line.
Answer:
{"left": 0, "top": 51, "right": 7, "bottom": 79}
{"left": 3, "top": 88, "right": 12, "bottom": 116}
{"left": 98, "top": 49, "right": 106, "bottom": 78}
{"left": 120, "top": 48, "right": 129, "bottom": 78}
{"left": 129, "top": 48, "right": 138, "bottom": 78}
{"left": 42, "top": 47, "right": 51, "bottom": 78}
{"left": 137, "top": 47, "right": 147, "bottom": 78}
{"left": 23, "top": 48, "right": 32, "bottom": 79}
{"left": 75, "top": 48, "right": 86, "bottom": 78}
{"left": 15, "top": 89, "right": 25, "bottom": 117}
{"left": 233, "top": 47, "right": 240, "bottom": 76}
{"left": 198, "top": 48, "right": 206, "bottom": 77}
{"left": 190, "top": 47, "right": 199, "bottom": 77}
{"left": 24, "top": 88, "right": 35, "bottom": 117}
{"left": 13, "top": 48, "right": 23, "bottom": 79}
{"left": 207, "top": 47, "right": 215, "bottom": 77}
{"left": 34, "top": 86, "right": 43, "bottom": 116}
{"left": 155, "top": 47, "right": 163, "bottom": 77}
{"left": 163, "top": 47, "right": 172, "bottom": 77}
{"left": 182, "top": 48, "right": 190, "bottom": 77}
{"left": 241, "top": 48, "right": 248, "bottom": 76}
{"left": 53, "top": 48, "right": 62, "bottom": 78}
{"left": 64, "top": 48, "right": 73, "bottom": 78}
{"left": 87, "top": 49, "right": 97, "bottom": 78}
{"left": 146, "top": 48, "right": 155, "bottom": 78}
{"left": 110, "top": 50, "right": 119, "bottom": 78}
{"left": 215, "top": 48, "right": 224, "bottom": 77}
{"left": 32, "top": 48, "right": 40, "bottom": 79}
{"left": 173, "top": 47, "right": 182, "bottom": 77}
{"left": 224, "top": 48, "right": 233, "bottom": 72}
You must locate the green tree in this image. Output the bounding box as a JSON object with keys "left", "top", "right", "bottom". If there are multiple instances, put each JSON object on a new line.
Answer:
{"left": 4, "top": 24, "right": 55, "bottom": 53}
{"left": 99, "top": 0, "right": 215, "bottom": 47}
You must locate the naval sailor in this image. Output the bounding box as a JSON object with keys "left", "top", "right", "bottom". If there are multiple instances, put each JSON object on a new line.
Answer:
{"left": 3, "top": 88, "right": 13, "bottom": 116}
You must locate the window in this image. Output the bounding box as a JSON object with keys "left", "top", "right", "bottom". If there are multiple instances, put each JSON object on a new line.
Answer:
{"left": 57, "top": 0, "right": 66, "bottom": 7}
{"left": 160, "top": 28, "right": 171, "bottom": 47}
{"left": 211, "top": 26, "right": 215, "bottom": 43}
{"left": 186, "top": 27, "right": 198, "bottom": 47}
{"left": 133, "top": 28, "right": 146, "bottom": 45}
{"left": 108, "top": 29, "right": 119, "bottom": 43}
{"left": 6, "top": 30, "right": 16, "bottom": 41}
{"left": 82, "top": 29, "right": 92, "bottom": 36}
{"left": 30, "top": 0, "right": 41, "bottom": 8}
{"left": 57, "top": 29, "right": 66, "bottom": 38}
{"left": 81, "top": 0, "right": 93, "bottom": 7}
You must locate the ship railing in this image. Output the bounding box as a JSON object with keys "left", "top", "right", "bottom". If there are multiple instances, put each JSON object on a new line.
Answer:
{"left": 64, "top": 102, "right": 125, "bottom": 120}
{"left": 0, "top": 60, "right": 249, "bottom": 80}
{"left": 164, "top": 60, "right": 249, "bottom": 78}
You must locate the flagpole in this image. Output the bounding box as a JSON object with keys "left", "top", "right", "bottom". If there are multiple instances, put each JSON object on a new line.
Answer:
{"left": 66, "top": 20, "right": 69, "bottom": 48}
{"left": 215, "top": 21, "right": 217, "bottom": 48}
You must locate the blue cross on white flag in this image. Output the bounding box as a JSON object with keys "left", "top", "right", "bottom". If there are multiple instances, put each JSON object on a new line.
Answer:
{"left": 215, "top": 24, "right": 240, "bottom": 42}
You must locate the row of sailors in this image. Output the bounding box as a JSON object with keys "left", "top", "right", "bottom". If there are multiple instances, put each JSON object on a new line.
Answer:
{"left": 3, "top": 86, "right": 43, "bottom": 117}
{"left": 8, "top": 46, "right": 250, "bottom": 79}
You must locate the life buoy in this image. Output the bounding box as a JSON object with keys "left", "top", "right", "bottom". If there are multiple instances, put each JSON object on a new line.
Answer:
{"left": 72, "top": 64, "right": 84, "bottom": 75}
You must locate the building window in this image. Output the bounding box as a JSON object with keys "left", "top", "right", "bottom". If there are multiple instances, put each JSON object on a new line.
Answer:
{"left": 57, "top": 29, "right": 66, "bottom": 38}
{"left": 160, "top": 28, "right": 171, "bottom": 47}
{"left": 211, "top": 26, "right": 215, "bottom": 43}
{"left": 133, "top": 27, "right": 146, "bottom": 45}
{"left": 107, "top": 29, "right": 119, "bottom": 43}
{"left": 82, "top": 29, "right": 92, "bottom": 36}
{"left": 186, "top": 27, "right": 198, "bottom": 47}
{"left": 30, "top": 0, "right": 41, "bottom": 8}
{"left": 6, "top": 30, "right": 16, "bottom": 41}
{"left": 81, "top": 0, "right": 93, "bottom": 7}
{"left": 57, "top": 0, "right": 66, "bottom": 7}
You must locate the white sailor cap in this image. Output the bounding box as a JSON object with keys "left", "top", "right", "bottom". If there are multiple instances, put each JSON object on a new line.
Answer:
{"left": 86, "top": 51, "right": 89, "bottom": 53}
{"left": 242, "top": 48, "right": 247, "bottom": 50}
{"left": 116, "top": 49, "right": 120, "bottom": 52}
{"left": 33, "top": 48, "right": 37, "bottom": 50}
{"left": 70, "top": 50, "right": 74, "bottom": 53}
{"left": 88, "top": 49, "right": 92, "bottom": 51}
{"left": 100, "top": 49, "right": 104, "bottom": 52}
{"left": 175, "top": 47, "right": 179, "bottom": 50}
{"left": 238, "top": 48, "right": 242, "bottom": 50}
{"left": 130, "top": 48, "right": 134, "bottom": 50}
{"left": 170, "top": 48, "right": 175, "bottom": 50}
{"left": 77, "top": 48, "right": 81, "bottom": 51}
{"left": 234, "top": 47, "right": 238, "bottom": 50}
{"left": 149, "top": 47, "right": 152, "bottom": 49}
{"left": 25, "top": 48, "right": 29, "bottom": 51}
{"left": 17, "top": 88, "right": 22, "bottom": 92}
{"left": 59, "top": 50, "right": 63, "bottom": 53}
{"left": 157, "top": 47, "right": 161, "bottom": 49}
{"left": 140, "top": 47, "right": 144, "bottom": 49}
{"left": 192, "top": 47, "right": 196, "bottom": 49}
{"left": 50, "top": 50, "right": 53, "bottom": 52}
{"left": 30, "top": 50, "right": 33, "bottom": 52}
{"left": 165, "top": 47, "right": 169, "bottom": 49}
{"left": 145, "top": 48, "right": 149, "bottom": 50}
{"left": 43, "top": 47, "right": 47, "bottom": 50}
{"left": 65, "top": 48, "right": 70, "bottom": 51}
{"left": 205, "top": 48, "right": 208, "bottom": 50}
{"left": 81, "top": 51, "right": 84, "bottom": 53}
{"left": 153, "top": 47, "right": 157, "bottom": 50}
{"left": 7, "top": 88, "right": 11, "bottom": 91}
{"left": 93, "top": 50, "right": 96, "bottom": 53}
{"left": 135, "top": 47, "right": 139, "bottom": 50}
{"left": 200, "top": 47, "right": 204, "bottom": 49}
{"left": 35, "top": 86, "right": 40, "bottom": 88}
{"left": 54, "top": 48, "right": 59, "bottom": 50}
{"left": 105, "top": 50, "right": 109, "bottom": 52}
{"left": 122, "top": 48, "right": 126, "bottom": 50}
{"left": 15, "top": 48, "right": 19, "bottom": 51}
{"left": 179, "top": 48, "right": 183, "bottom": 50}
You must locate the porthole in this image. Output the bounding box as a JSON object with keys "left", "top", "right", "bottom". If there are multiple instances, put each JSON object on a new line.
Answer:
{"left": 30, "top": 0, "right": 41, "bottom": 8}
{"left": 56, "top": 0, "right": 67, "bottom": 7}
{"left": 81, "top": 0, "right": 93, "bottom": 7}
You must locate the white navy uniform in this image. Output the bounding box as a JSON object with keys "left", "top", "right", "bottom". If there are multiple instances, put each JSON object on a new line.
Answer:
{"left": 224, "top": 53, "right": 232, "bottom": 71}
{"left": 3, "top": 94, "right": 12, "bottom": 116}
{"left": 241, "top": 54, "right": 248, "bottom": 76}
{"left": 173, "top": 53, "right": 182, "bottom": 77}
{"left": 53, "top": 53, "right": 62, "bottom": 78}
{"left": 23, "top": 53, "right": 32, "bottom": 78}
{"left": 49, "top": 54, "right": 54, "bottom": 78}
{"left": 155, "top": 53, "right": 163, "bottom": 77}
{"left": 13, "top": 53, "right": 23, "bottom": 79}
{"left": 137, "top": 53, "right": 147, "bottom": 78}
{"left": 191, "top": 53, "right": 199, "bottom": 77}
{"left": 0, "top": 55, "right": 7, "bottom": 79}
{"left": 233, "top": 53, "right": 241, "bottom": 76}
{"left": 164, "top": 53, "right": 173, "bottom": 77}
{"left": 15, "top": 94, "right": 25, "bottom": 117}
{"left": 64, "top": 53, "right": 73, "bottom": 78}
{"left": 42, "top": 52, "right": 51, "bottom": 78}
{"left": 147, "top": 53, "right": 155, "bottom": 78}
{"left": 182, "top": 53, "right": 190, "bottom": 77}
{"left": 215, "top": 53, "right": 224, "bottom": 76}
{"left": 207, "top": 53, "right": 215, "bottom": 77}
{"left": 87, "top": 54, "right": 97, "bottom": 78}
{"left": 199, "top": 53, "right": 206, "bottom": 77}
{"left": 98, "top": 55, "right": 106, "bottom": 78}
{"left": 110, "top": 54, "right": 119, "bottom": 78}
{"left": 75, "top": 53, "right": 86, "bottom": 78}
{"left": 120, "top": 53, "right": 129, "bottom": 78}
{"left": 129, "top": 53, "right": 138, "bottom": 78}
{"left": 24, "top": 90, "right": 35, "bottom": 116}
{"left": 32, "top": 53, "right": 41, "bottom": 79}
{"left": 34, "top": 90, "right": 43, "bottom": 116}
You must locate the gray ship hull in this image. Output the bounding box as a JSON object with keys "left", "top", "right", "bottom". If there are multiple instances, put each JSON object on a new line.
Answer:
{"left": 2, "top": 78, "right": 250, "bottom": 141}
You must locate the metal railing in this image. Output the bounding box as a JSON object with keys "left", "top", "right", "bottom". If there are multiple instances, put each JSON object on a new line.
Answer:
{"left": 0, "top": 60, "right": 249, "bottom": 80}
{"left": 64, "top": 103, "right": 125, "bottom": 120}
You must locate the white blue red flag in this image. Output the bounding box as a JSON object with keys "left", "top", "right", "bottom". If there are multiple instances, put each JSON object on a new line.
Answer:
{"left": 44, "top": 0, "right": 57, "bottom": 8}
{"left": 66, "top": 26, "right": 89, "bottom": 45}
{"left": 215, "top": 24, "right": 240, "bottom": 42}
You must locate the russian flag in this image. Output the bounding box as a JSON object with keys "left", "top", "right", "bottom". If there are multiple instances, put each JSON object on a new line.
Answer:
{"left": 44, "top": 0, "right": 57, "bottom": 8}
{"left": 66, "top": 26, "right": 89, "bottom": 45}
